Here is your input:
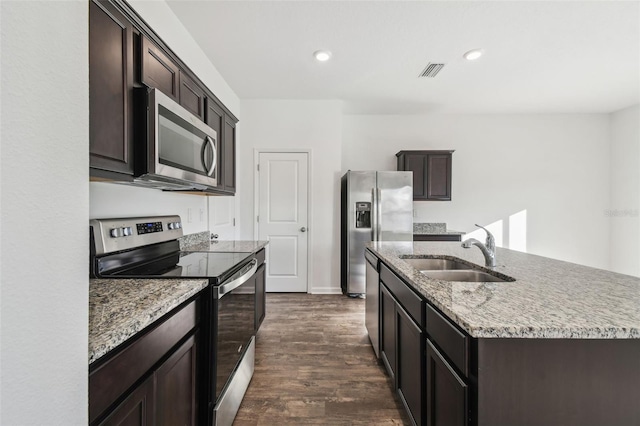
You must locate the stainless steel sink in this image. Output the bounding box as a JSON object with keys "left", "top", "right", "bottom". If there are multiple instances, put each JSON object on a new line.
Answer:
{"left": 402, "top": 258, "right": 473, "bottom": 271}
{"left": 422, "top": 270, "right": 514, "bottom": 283}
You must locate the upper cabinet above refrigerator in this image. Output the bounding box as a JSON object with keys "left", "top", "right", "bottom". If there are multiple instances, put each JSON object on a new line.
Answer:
{"left": 396, "top": 150, "right": 454, "bottom": 201}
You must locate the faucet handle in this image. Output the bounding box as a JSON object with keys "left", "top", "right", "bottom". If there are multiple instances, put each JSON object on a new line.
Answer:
{"left": 474, "top": 224, "right": 495, "bottom": 250}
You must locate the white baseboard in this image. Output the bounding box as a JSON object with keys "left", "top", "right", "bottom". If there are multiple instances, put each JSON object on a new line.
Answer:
{"left": 309, "top": 287, "right": 343, "bottom": 294}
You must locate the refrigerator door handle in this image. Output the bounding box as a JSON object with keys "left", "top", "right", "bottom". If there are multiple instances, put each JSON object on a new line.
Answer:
{"left": 377, "top": 188, "right": 382, "bottom": 241}
{"left": 371, "top": 188, "right": 377, "bottom": 241}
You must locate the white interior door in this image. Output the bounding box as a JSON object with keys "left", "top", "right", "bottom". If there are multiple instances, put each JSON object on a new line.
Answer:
{"left": 208, "top": 196, "right": 236, "bottom": 240}
{"left": 257, "top": 152, "right": 308, "bottom": 292}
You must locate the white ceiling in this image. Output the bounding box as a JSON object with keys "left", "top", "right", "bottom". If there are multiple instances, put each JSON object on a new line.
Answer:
{"left": 166, "top": 1, "right": 640, "bottom": 114}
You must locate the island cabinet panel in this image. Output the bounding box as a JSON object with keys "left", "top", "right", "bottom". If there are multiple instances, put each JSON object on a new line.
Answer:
{"left": 476, "top": 338, "right": 640, "bottom": 426}
{"left": 397, "top": 304, "right": 425, "bottom": 426}
{"left": 380, "top": 263, "right": 426, "bottom": 426}
{"left": 396, "top": 150, "right": 454, "bottom": 201}
{"left": 380, "top": 283, "right": 397, "bottom": 383}
{"left": 141, "top": 36, "right": 180, "bottom": 101}
{"left": 178, "top": 71, "right": 205, "bottom": 120}
{"left": 89, "top": 0, "right": 135, "bottom": 177}
{"left": 425, "top": 340, "right": 468, "bottom": 426}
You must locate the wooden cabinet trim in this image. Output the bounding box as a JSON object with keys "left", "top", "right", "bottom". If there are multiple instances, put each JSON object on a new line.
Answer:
{"left": 426, "top": 304, "right": 469, "bottom": 377}
{"left": 380, "top": 263, "right": 425, "bottom": 328}
{"left": 426, "top": 339, "right": 469, "bottom": 426}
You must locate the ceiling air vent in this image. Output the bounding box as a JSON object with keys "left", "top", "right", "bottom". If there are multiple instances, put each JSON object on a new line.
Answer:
{"left": 419, "top": 63, "right": 445, "bottom": 78}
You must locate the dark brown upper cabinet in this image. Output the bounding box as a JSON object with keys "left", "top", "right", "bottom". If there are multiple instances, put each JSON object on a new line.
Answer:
{"left": 396, "top": 150, "right": 454, "bottom": 201}
{"left": 89, "top": 0, "right": 136, "bottom": 177}
{"left": 141, "top": 35, "right": 180, "bottom": 102}
{"left": 205, "top": 99, "right": 224, "bottom": 188}
{"left": 89, "top": 0, "right": 238, "bottom": 194}
{"left": 223, "top": 117, "right": 236, "bottom": 193}
{"left": 179, "top": 71, "right": 205, "bottom": 120}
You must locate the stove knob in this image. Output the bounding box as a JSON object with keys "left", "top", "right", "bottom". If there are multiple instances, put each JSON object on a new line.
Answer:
{"left": 168, "top": 222, "right": 175, "bottom": 230}
{"left": 110, "top": 228, "right": 123, "bottom": 238}
{"left": 176, "top": 222, "right": 182, "bottom": 229}
{"left": 123, "top": 227, "right": 132, "bottom": 236}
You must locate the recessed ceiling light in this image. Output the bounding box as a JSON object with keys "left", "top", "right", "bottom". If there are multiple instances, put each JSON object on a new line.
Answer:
{"left": 314, "top": 50, "right": 332, "bottom": 62}
{"left": 463, "top": 49, "right": 484, "bottom": 61}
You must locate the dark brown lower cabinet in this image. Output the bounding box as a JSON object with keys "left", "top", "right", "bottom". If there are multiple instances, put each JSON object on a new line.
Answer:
{"left": 396, "top": 304, "right": 424, "bottom": 426}
{"left": 155, "top": 334, "right": 198, "bottom": 426}
{"left": 380, "top": 284, "right": 397, "bottom": 382}
{"left": 426, "top": 339, "right": 468, "bottom": 426}
{"left": 255, "top": 264, "right": 266, "bottom": 331}
{"left": 98, "top": 375, "right": 155, "bottom": 426}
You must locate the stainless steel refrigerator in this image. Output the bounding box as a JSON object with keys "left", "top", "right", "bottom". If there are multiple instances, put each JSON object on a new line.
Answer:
{"left": 340, "top": 171, "right": 413, "bottom": 295}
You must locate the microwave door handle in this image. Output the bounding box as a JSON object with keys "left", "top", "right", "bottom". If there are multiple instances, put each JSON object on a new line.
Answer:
{"left": 207, "top": 136, "right": 217, "bottom": 177}
{"left": 201, "top": 136, "right": 216, "bottom": 177}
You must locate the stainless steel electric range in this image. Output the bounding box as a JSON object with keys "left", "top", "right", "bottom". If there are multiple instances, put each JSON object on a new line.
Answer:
{"left": 90, "top": 215, "right": 260, "bottom": 426}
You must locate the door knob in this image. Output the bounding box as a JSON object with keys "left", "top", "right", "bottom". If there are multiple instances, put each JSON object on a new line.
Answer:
{"left": 300, "top": 227, "right": 307, "bottom": 232}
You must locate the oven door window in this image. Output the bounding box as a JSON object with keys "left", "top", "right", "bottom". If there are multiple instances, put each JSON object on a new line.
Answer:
{"left": 158, "top": 105, "right": 216, "bottom": 177}
{"left": 215, "top": 276, "right": 256, "bottom": 401}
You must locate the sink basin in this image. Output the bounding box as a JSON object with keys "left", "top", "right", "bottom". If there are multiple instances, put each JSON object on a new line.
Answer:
{"left": 402, "top": 258, "right": 473, "bottom": 271}
{"left": 422, "top": 270, "right": 514, "bottom": 283}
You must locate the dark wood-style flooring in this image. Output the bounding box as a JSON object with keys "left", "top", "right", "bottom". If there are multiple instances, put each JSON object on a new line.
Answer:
{"left": 234, "top": 294, "right": 410, "bottom": 425}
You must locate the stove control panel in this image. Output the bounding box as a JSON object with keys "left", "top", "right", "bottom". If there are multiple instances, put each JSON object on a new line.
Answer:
{"left": 91, "top": 215, "right": 183, "bottom": 255}
{"left": 136, "top": 222, "right": 164, "bottom": 234}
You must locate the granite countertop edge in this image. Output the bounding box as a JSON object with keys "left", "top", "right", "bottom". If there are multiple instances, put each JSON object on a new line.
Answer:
{"left": 367, "top": 241, "right": 640, "bottom": 339}
{"left": 89, "top": 278, "right": 208, "bottom": 364}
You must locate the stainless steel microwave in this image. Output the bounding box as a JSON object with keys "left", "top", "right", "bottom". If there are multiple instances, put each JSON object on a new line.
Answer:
{"left": 133, "top": 88, "right": 218, "bottom": 192}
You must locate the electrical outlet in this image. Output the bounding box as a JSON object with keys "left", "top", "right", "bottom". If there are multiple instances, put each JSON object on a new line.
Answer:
{"left": 199, "top": 208, "right": 205, "bottom": 222}
{"left": 187, "top": 208, "right": 193, "bottom": 223}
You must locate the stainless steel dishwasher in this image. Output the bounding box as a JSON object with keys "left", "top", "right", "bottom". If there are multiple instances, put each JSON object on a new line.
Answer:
{"left": 365, "top": 249, "right": 380, "bottom": 358}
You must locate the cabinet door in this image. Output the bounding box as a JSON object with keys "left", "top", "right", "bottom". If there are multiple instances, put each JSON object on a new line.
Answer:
{"left": 222, "top": 117, "right": 236, "bottom": 193}
{"left": 397, "top": 304, "right": 424, "bottom": 426}
{"left": 89, "top": 0, "right": 135, "bottom": 176}
{"left": 255, "top": 264, "right": 266, "bottom": 331}
{"left": 141, "top": 36, "right": 180, "bottom": 101}
{"left": 426, "top": 154, "right": 452, "bottom": 200}
{"left": 426, "top": 339, "right": 468, "bottom": 426}
{"left": 179, "top": 71, "right": 205, "bottom": 120}
{"left": 206, "top": 100, "right": 225, "bottom": 187}
{"left": 97, "top": 376, "right": 155, "bottom": 426}
{"left": 380, "top": 284, "right": 397, "bottom": 383}
{"left": 405, "top": 154, "right": 428, "bottom": 199}
{"left": 155, "top": 334, "right": 198, "bottom": 426}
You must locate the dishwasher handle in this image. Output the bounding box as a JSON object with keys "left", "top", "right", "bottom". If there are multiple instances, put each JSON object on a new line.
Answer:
{"left": 215, "top": 258, "right": 258, "bottom": 298}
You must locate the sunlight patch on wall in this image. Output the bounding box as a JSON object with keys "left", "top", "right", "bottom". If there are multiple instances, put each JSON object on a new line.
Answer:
{"left": 509, "top": 209, "right": 528, "bottom": 252}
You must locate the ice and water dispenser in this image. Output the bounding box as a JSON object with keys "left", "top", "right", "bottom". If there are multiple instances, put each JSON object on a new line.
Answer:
{"left": 355, "top": 202, "right": 371, "bottom": 229}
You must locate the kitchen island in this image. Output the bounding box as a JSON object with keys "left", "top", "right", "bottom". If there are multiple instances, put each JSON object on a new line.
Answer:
{"left": 366, "top": 241, "right": 640, "bottom": 426}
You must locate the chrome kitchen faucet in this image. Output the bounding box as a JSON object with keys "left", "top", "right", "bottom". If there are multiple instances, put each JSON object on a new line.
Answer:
{"left": 462, "top": 224, "right": 496, "bottom": 268}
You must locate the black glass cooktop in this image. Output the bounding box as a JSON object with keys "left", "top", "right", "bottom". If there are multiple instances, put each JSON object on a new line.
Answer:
{"left": 104, "top": 251, "right": 252, "bottom": 284}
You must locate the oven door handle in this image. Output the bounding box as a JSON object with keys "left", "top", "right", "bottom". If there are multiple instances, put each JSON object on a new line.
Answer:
{"left": 215, "top": 258, "right": 258, "bottom": 298}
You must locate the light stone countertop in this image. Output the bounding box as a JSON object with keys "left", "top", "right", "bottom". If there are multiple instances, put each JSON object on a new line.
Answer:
{"left": 367, "top": 241, "right": 640, "bottom": 339}
{"left": 183, "top": 240, "right": 268, "bottom": 253}
{"left": 89, "top": 278, "right": 208, "bottom": 364}
{"left": 413, "top": 223, "right": 465, "bottom": 235}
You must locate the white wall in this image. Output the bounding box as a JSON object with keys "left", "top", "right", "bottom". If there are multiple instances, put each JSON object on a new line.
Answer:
{"left": 90, "top": 183, "right": 210, "bottom": 235}
{"left": 0, "top": 1, "right": 89, "bottom": 424}
{"left": 609, "top": 105, "right": 640, "bottom": 277}
{"left": 90, "top": 0, "right": 241, "bottom": 234}
{"left": 237, "top": 100, "right": 343, "bottom": 293}
{"left": 342, "top": 114, "right": 612, "bottom": 270}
